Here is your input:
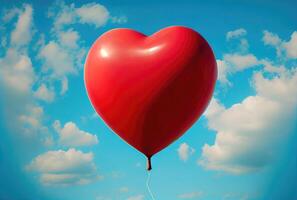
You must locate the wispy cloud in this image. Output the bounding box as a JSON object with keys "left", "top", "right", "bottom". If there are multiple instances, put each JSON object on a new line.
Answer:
{"left": 33, "top": 83, "right": 55, "bottom": 102}
{"left": 177, "top": 142, "right": 195, "bottom": 162}
{"left": 263, "top": 30, "right": 297, "bottom": 59}
{"left": 226, "top": 28, "right": 247, "bottom": 40}
{"left": 126, "top": 194, "right": 144, "bottom": 200}
{"left": 10, "top": 4, "right": 33, "bottom": 47}
{"left": 178, "top": 191, "right": 203, "bottom": 199}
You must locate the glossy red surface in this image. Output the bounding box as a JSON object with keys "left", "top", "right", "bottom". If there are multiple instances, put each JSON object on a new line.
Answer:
{"left": 85, "top": 26, "right": 217, "bottom": 159}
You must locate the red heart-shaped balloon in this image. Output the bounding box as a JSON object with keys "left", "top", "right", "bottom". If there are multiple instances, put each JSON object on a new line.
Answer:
{"left": 85, "top": 26, "right": 217, "bottom": 168}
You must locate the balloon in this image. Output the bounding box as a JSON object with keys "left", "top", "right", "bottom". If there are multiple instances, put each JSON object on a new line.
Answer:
{"left": 84, "top": 26, "right": 217, "bottom": 170}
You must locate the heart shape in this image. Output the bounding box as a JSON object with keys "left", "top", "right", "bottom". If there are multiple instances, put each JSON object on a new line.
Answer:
{"left": 85, "top": 26, "right": 217, "bottom": 164}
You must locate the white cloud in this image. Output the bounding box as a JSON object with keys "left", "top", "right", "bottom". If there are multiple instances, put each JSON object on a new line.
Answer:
{"left": 226, "top": 29, "right": 249, "bottom": 53}
{"left": 283, "top": 31, "right": 297, "bottom": 59}
{"left": 178, "top": 191, "right": 203, "bottom": 199}
{"left": 226, "top": 28, "right": 247, "bottom": 40}
{"left": 60, "top": 77, "right": 68, "bottom": 95}
{"left": 263, "top": 30, "right": 297, "bottom": 59}
{"left": 217, "top": 54, "right": 287, "bottom": 85}
{"left": 76, "top": 3, "right": 109, "bottom": 28}
{"left": 40, "top": 173, "right": 99, "bottom": 186}
{"left": 38, "top": 1, "right": 118, "bottom": 96}
{"left": 51, "top": 2, "right": 110, "bottom": 30}
{"left": 37, "top": 36, "right": 85, "bottom": 95}
{"left": 200, "top": 68, "right": 297, "bottom": 174}
{"left": 203, "top": 98, "right": 225, "bottom": 119}
{"left": 34, "top": 84, "right": 55, "bottom": 102}
{"left": 39, "top": 41, "right": 76, "bottom": 77}
{"left": 10, "top": 4, "right": 33, "bottom": 47}
{"left": 216, "top": 59, "right": 230, "bottom": 84}
{"left": 51, "top": 2, "right": 76, "bottom": 30}
{"left": 261, "top": 59, "right": 286, "bottom": 74}
{"left": 44, "top": 136, "right": 54, "bottom": 147}
{"left": 263, "top": 30, "right": 282, "bottom": 57}
{"left": 219, "top": 29, "right": 295, "bottom": 85}
{"left": 2, "top": 7, "right": 20, "bottom": 22}
{"left": 217, "top": 54, "right": 261, "bottom": 85}
{"left": 0, "top": 48, "right": 35, "bottom": 93}
{"left": 0, "top": 5, "right": 51, "bottom": 143}
{"left": 223, "top": 53, "right": 260, "bottom": 71}
{"left": 19, "top": 105, "right": 43, "bottom": 129}
{"left": 263, "top": 30, "right": 281, "bottom": 46}
{"left": 217, "top": 29, "right": 262, "bottom": 85}
{"left": 0, "top": 1, "right": 116, "bottom": 149}
{"left": 53, "top": 120, "right": 98, "bottom": 147}
{"left": 17, "top": 104, "right": 50, "bottom": 138}
{"left": 238, "top": 38, "right": 249, "bottom": 53}
{"left": 27, "top": 148, "right": 102, "bottom": 186}
{"left": 111, "top": 15, "right": 128, "bottom": 24}
{"left": 58, "top": 29, "right": 79, "bottom": 48}
{"left": 38, "top": 3, "right": 101, "bottom": 95}
{"left": 177, "top": 143, "right": 195, "bottom": 161}
{"left": 127, "top": 195, "right": 144, "bottom": 200}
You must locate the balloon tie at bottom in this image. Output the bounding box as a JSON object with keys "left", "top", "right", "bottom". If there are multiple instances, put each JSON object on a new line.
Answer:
{"left": 147, "top": 156, "right": 152, "bottom": 171}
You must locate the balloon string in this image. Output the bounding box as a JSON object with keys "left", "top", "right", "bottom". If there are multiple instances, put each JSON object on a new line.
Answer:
{"left": 146, "top": 171, "right": 156, "bottom": 200}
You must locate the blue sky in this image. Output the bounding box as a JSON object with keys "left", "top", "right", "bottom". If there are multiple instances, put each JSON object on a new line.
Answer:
{"left": 0, "top": 0, "right": 296, "bottom": 200}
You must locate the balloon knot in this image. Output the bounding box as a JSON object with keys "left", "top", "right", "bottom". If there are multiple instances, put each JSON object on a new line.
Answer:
{"left": 147, "top": 156, "right": 152, "bottom": 171}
